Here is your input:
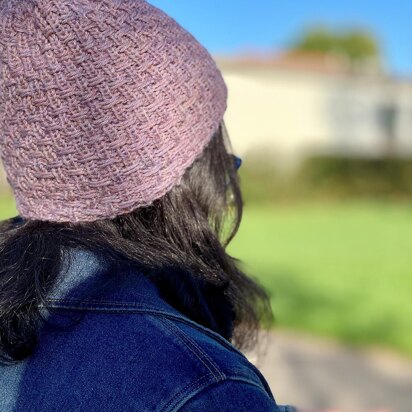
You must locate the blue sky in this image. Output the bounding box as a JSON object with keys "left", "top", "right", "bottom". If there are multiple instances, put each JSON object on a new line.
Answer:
{"left": 150, "top": 1, "right": 411, "bottom": 77}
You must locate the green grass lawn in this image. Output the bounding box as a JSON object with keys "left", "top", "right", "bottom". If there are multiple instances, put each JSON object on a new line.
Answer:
{"left": 227, "top": 200, "right": 412, "bottom": 357}
{"left": 1, "top": 195, "right": 411, "bottom": 356}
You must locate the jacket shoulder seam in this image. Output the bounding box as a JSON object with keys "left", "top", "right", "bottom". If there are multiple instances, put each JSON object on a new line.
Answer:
{"left": 154, "top": 316, "right": 226, "bottom": 382}
{"left": 159, "top": 373, "right": 214, "bottom": 412}
{"left": 171, "top": 376, "right": 276, "bottom": 412}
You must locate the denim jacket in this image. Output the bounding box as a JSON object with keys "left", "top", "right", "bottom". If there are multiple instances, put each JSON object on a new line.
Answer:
{"left": 0, "top": 247, "right": 297, "bottom": 412}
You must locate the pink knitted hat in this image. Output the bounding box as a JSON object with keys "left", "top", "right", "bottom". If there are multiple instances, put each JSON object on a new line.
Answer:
{"left": 0, "top": 0, "right": 227, "bottom": 223}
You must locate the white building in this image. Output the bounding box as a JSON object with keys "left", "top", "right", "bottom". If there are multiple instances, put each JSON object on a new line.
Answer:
{"left": 218, "top": 52, "right": 412, "bottom": 170}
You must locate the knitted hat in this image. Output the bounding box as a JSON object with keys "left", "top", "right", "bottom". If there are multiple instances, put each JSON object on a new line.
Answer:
{"left": 0, "top": 0, "right": 227, "bottom": 223}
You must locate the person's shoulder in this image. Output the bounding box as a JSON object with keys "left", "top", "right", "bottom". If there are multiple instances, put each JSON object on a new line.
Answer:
{"left": 152, "top": 314, "right": 296, "bottom": 411}
{"left": 112, "top": 309, "right": 293, "bottom": 411}
{"left": 35, "top": 302, "right": 292, "bottom": 411}
{"left": 96, "top": 309, "right": 273, "bottom": 397}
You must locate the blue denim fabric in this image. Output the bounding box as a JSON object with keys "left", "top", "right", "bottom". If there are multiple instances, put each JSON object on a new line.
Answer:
{"left": 0, "top": 248, "right": 297, "bottom": 411}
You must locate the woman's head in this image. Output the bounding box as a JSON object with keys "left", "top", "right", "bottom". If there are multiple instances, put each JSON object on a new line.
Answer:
{"left": 0, "top": 0, "right": 273, "bottom": 365}
{"left": 0, "top": 122, "right": 273, "bottom": 364}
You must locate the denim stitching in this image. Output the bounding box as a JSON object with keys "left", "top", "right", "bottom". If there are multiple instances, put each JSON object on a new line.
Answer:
{"left": 163, "top": 318, "right": 226, "bottom": 382}
{"left": 38, "top": 305, "right": 184, "bottom": 318}
{"left": 159, "top": 374, "right": 211, "bottom": 412}
{"left": 44, "top": 297, "right": 161, "bottom": 306}
{"left": 215, "top": 376, "right": 275, "bottom": 399}
{"left": 155, "top": 316, "right": 223, "bottom": 382}
{"left": 40, "top": 301, "right": 164, "bottom": 312}
{"left": 160, "top": 317, "right": 226, "bottom": 381}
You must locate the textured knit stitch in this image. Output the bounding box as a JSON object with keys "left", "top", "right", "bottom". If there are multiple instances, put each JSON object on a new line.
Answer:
{"left": 0, "top": 0, "right": 227, "bottom": 222}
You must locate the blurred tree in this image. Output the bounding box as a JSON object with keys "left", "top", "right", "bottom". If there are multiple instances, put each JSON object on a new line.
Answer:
{"left": 340, "top": 30, "right": 380, "bottom": 62}
{"left": 292, "top": 28, "right": 338, "bottom": 54}
{"left": 291, "top": 26, "right": 381, "bottom": 68}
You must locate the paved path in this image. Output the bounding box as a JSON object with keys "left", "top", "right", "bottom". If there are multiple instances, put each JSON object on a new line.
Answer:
{"left": 244, "top": 330, "right": 412, "bottom": 412}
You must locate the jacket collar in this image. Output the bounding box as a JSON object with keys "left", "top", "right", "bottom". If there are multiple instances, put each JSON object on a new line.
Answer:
{"left": 42, "top": 247, "right": 178, "bottom": 313}
{"left": 39, "top": 246, "right": 248, "bottom": 364}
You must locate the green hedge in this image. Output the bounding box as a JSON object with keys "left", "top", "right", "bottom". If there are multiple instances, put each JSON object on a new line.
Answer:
{"left": 239, "top": 154, "right": 412, "bottom": 203}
